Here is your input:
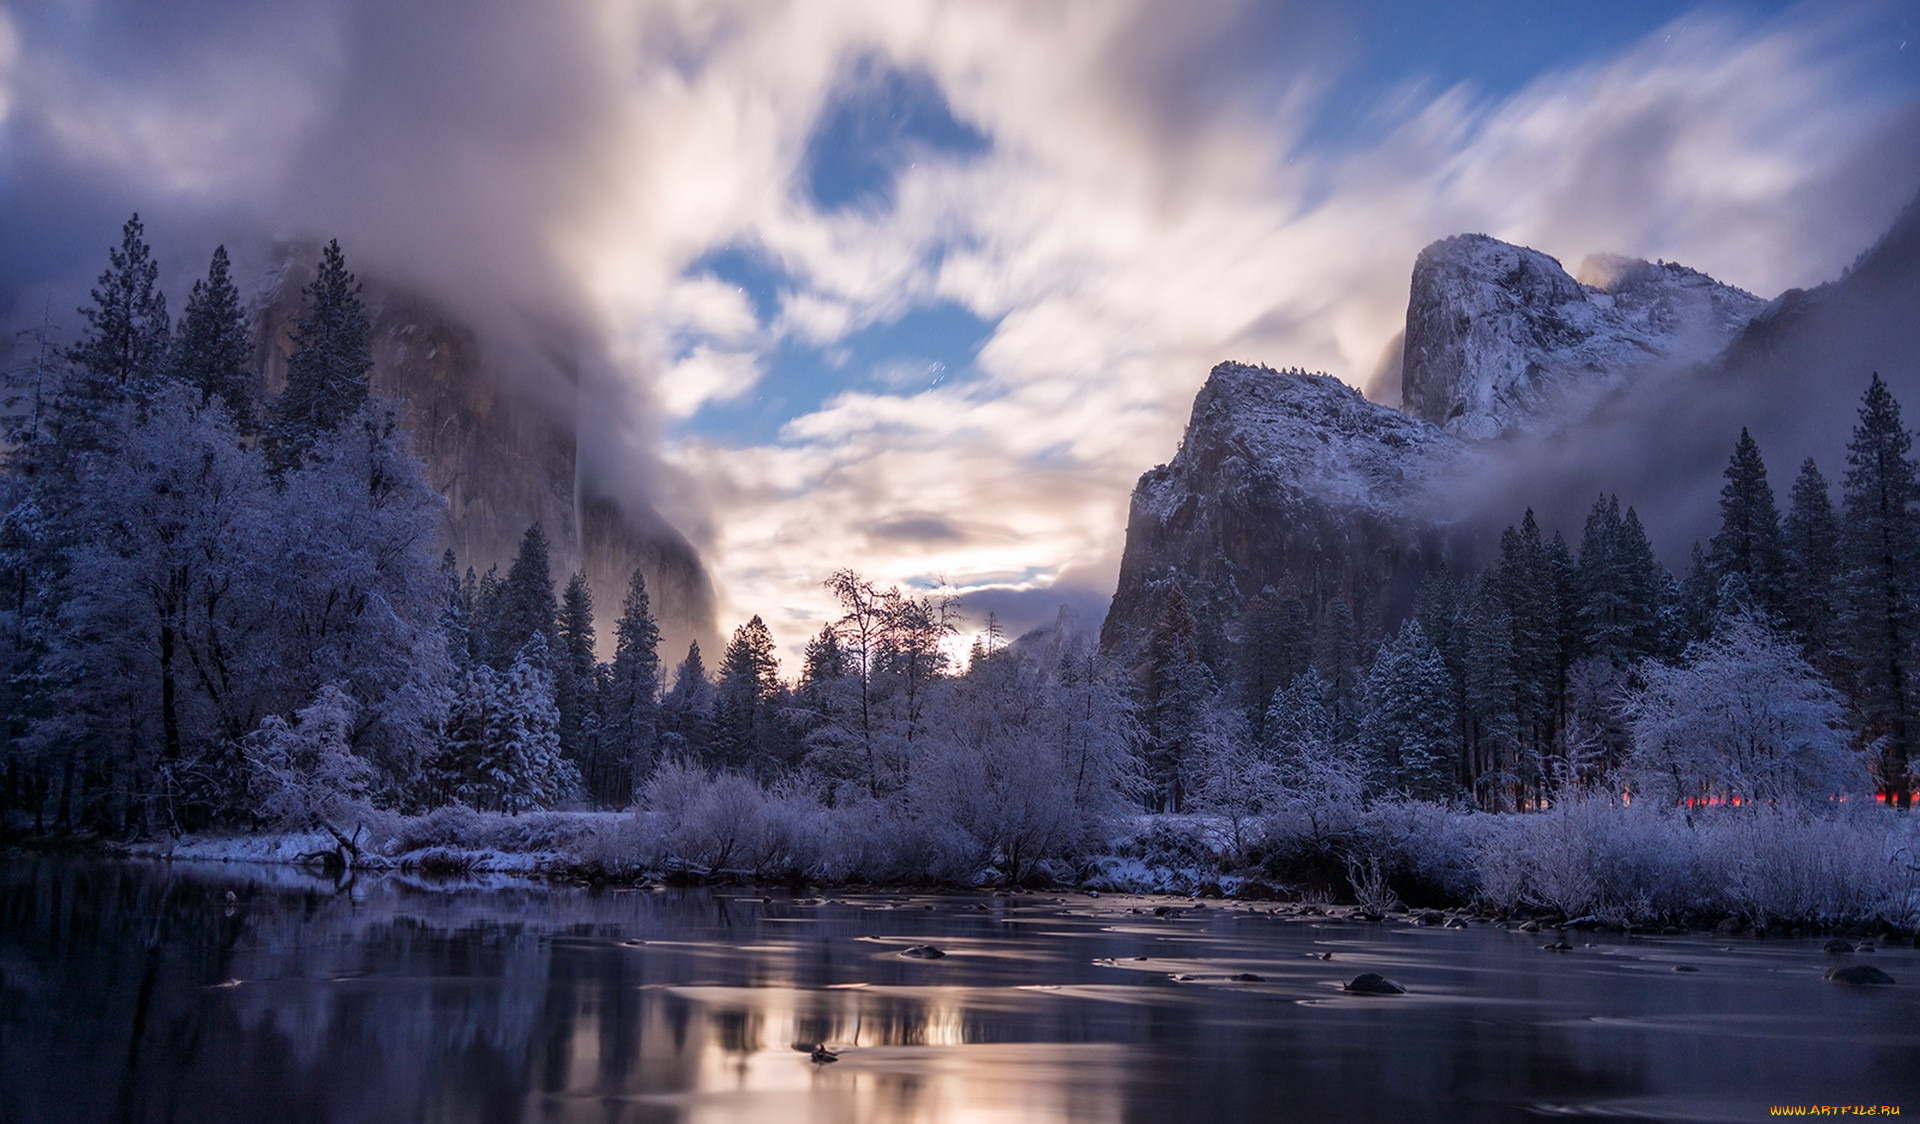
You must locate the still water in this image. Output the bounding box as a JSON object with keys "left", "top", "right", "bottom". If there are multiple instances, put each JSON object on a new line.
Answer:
{"left": 1, "top": 855, "right": 1916, "bottom": 1122}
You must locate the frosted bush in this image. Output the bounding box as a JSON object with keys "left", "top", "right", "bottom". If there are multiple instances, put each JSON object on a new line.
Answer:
{"left": 1694, "top": 806, "right": 1908, "bottom": 926}
{"left": 242, "top": 684, "right": 376, "bottom": 829}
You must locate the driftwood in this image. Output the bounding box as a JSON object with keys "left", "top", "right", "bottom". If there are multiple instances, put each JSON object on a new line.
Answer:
{"left": 298, "top": 818, "right": 365, "bottom": 877}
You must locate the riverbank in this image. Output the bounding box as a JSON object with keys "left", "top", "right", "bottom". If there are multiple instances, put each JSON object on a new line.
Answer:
{"left": 17, "top": 794, "right": 1915, "bottom": 940}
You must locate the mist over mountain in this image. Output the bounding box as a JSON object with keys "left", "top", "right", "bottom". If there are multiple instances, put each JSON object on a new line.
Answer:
{"left": 1104, "top": 186, "right": 1920, "bottom": 661}
{"left": 249, "top": 245, "right": 716, "bottom": 658}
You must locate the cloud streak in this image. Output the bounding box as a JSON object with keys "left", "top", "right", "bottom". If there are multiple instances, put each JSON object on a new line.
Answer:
{"left": 0, "top": 0, "right": 1915, "bottom": 662}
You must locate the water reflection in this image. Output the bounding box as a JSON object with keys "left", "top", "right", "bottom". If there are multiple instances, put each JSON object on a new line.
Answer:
{"left": 2, "top": 855, "right": 1917, "bottom": 1122}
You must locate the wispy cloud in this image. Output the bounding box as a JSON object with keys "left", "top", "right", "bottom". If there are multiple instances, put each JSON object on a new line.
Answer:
{"left": 1, "top": 0, "right": 1914, "bottom": 661}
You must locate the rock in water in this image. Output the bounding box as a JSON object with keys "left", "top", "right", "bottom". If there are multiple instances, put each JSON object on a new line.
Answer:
{"left": 1228, "top": 973, "right": 1267, "bottom": 982}
{"left": 1824, "top": 965, "right": 1896, "bottom": 986}
{"left": 1824, "top": 938, "right": 1856, "bottom": 955}
{"left": 1342, "top": 972, "right": 1406, "bottom": 995}
{"left": 900, "top": 945, "right": 946, "bottom": 959}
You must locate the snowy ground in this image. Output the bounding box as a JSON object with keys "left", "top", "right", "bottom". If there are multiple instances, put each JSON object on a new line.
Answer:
{"left": 107, "top": 798, "right": 1920, "bottom": 937}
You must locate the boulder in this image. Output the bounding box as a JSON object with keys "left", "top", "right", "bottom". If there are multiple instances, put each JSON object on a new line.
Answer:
{"left": 1342, "top": 972, "right": 1406, "bottom": 995}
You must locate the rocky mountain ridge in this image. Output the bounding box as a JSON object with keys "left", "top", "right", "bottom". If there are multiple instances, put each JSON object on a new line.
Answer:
{"left": 1400, "top": 235, "right": 1763, "bottom": 439}
{"left": 1103, "top": 230, "right": 1777, "bottom": 666}
{"left": 1100, "top": 363, "right": 1459, "bottom": 661}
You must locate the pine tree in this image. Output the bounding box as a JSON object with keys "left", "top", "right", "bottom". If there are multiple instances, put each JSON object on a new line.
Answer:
{"left": 1311, "top": 596, "right": 1361, "bottom": 737}
{"left": 1143, "top": 585, "right": 1212, "bottom": 812}
{"left": 606, "top": 568, "right": 661, "bottom": 802}
{"left": 1490, "top": 510, "right": 1564, "bottom": 804}
{"left": 659, "top": 641, "right": 713, "bottom": 763}
{"left": 1707, "top": 428, "right": 1786, "bottom": 618}
{"left": 439, "top": 550, "right": 472, "bottom": 670}
{"left": 55, "top": 214, "right": 170, "bottom": 460}
{"left": 1577, "top": 495, "right": 1665, "bottom": 665}
{"left": 1617, "top": 507, "right": 1668, "bottom": 658}
{"left": 1238, "top": 589, "right": 1311, "bottom": 741}
{"left": 713, "top": 615, "right": 781, "bottom": 774}
{"left": 1839, "top": 374, "right": 1920, "bottom": 805}
{"left": 1264, "top": 667, "right": 1333, "bottom": 766}
{"left": 488, "top": 523, "right": 557, "bottom": 668}
{"left": 554, "top": 571, "right": 601, "bottom": 797}
{"left": 170, "top": 245, "right": 257, "bottom": 430}
{"left": 427, "top": 666, "right": 494, "bottom": 808}
{"left": 1460, "top": 582, "right": 1520, "bottom": 809}
{"left": 68, "top": 213, "right": 171, "bottom": 396}
{"left": 1357, "top": 619, "right": 1458, "bottom": 801}
{"left": 1782, "top": 458, "right": 1843, "bottom": 674}
{"left": 488, "top": 633, "right": 577, "bottom": 813}
{"left": 1679, "top": 541, "right": 1716, "bottom": 644}
{"left": 802, "top": 624, "right": 849, "bottom": 692}
{"left": 268, "top": 239, "right": 372, "bottom": 468}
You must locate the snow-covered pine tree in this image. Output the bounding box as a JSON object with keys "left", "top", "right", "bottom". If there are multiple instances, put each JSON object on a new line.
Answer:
{"left": 1707, "top": 428, "right": 1787, "bottom": 619}
{"left": 659, "top": 641, "right": 714, "bottom": 764}
{"left": 1357, "top": 619, "right": 1458, "bottom": 802}
{"left": 606, "top": 568, "right": 661, "bottom": 803}
{"left": 1264, "top": 666, "right": 1334, "bottom": 765}
{"left": 1782, "top": 457, "right": 1844, "bottom": 677}
{"left": 1838, "top": 374, "right": 1920, "bottom": 805}
{"left": 713, "top": 614, "right": 781, "bottom": 776}
{"left": 428, "top": 666, "right": 494, "bottom": 807}
{"left": 554, "top": 571, "right": 601, "bottom": 797}
{"left": 488, "top": 633, "right": 577, "bottom": 813}
{"left": 170, "top": 245, "right": 258, "bottom": 431}
{"left": 439, "top": 551, "right": 473, "bottom": 670}
{"left": 267, "top": 239, "right": 372, "bottom": 469}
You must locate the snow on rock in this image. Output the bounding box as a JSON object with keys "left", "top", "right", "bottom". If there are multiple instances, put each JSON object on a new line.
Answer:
{"left": 1401, "top": 234, "right": 1764, "bottom": 438}
{"left": 1101, "top": 362, "right": 1461, "bottom": 664}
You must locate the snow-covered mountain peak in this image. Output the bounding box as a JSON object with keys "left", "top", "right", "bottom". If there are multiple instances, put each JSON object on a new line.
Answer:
{"left": 1401, "top": 234, "right": 1764, "bottom": 439}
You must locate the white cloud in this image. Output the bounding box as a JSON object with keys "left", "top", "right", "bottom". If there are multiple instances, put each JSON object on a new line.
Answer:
{"left": 7, "top": 0, "right": 1912, "bottom": 665}
{"left": 563, "top": 1, "right": 1916, "bottom": 659}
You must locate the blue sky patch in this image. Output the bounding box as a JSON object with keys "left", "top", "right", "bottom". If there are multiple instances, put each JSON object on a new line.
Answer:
{"left": 681, "top": 298, "right": 998, "bottom": 444}
{"left": 802, "top": 61, "right": 991, "bottom": 214}
{"left": 1298, "top": 0, "right": 1804, "bottom": 152}
{"left": 685, "top": 243, "right": 788, "bottom": 328}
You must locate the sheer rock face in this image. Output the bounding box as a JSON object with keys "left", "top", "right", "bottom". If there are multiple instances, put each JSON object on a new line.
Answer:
{"left": 1099, "top": 362, "right": 1460, "bottom": 665}
{"left": 252, "top": 248, "right": 714, "bottom": 655}
{"left": 1401, "top": 234, "right": 1763, "bottom": 439}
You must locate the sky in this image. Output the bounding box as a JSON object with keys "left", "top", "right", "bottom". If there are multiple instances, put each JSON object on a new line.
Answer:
{"left": 0, "top": 0, "right": 1917, "bottom": 665}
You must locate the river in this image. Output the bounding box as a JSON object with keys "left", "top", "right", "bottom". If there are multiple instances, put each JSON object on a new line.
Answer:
{"left": 1, "top": 855, "right": 1915, "bottom": 1121}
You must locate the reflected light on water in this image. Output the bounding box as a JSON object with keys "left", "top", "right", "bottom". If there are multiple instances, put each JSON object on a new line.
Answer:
{"left": 4, "top": 857, "right": 1918, "bottom": 1124}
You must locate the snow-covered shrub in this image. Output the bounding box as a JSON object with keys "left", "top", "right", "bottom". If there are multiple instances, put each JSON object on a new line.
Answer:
{"left": 1361, "top": 800, "right": 1480, "bottom": 904}
{"left": 1694, "top": 805, "right": 1908, "bottom": 926}
{"left": 242, "top": 684, "right": 375, "bottom": 828}
{"left": 644, "top": 759, "right": 829, "bottom": 877}
{"left": 1623, "top": 616, "right": 1866, "bottom": 807}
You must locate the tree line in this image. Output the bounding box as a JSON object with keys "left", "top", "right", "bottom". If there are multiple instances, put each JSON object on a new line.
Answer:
{"left": 0, "top": 217, "right": 1135, "bottom": 850}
